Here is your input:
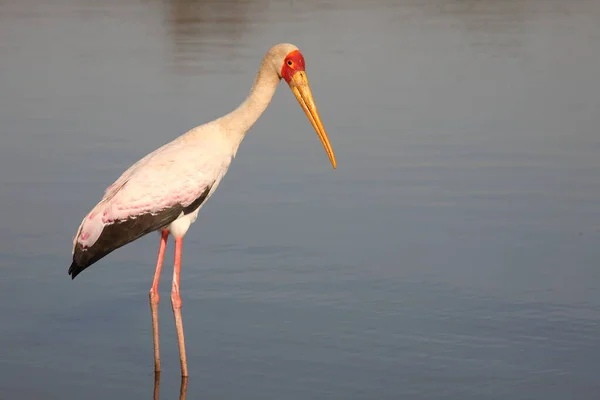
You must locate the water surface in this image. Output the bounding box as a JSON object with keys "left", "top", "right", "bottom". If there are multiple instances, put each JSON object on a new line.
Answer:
{"left": 1, "top": 0, "right": 600, "bottom": 398}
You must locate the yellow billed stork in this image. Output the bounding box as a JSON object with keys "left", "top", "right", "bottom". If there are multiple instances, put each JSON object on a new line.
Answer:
{"left": 68, "top": 43, "right": 337, "bottom": 377}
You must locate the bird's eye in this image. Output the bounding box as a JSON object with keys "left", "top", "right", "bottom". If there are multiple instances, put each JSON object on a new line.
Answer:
{"left": 287, "top": 60, "right": 293, "bottom": 66}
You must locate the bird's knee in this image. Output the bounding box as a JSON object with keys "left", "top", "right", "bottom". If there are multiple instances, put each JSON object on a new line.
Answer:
{"left": 149, "top": 288, "right": 160, "bottom": 305}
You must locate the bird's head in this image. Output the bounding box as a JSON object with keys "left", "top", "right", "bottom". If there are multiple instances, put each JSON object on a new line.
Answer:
{"left": 267, "top": 43, "right": 337, "bottom": 169}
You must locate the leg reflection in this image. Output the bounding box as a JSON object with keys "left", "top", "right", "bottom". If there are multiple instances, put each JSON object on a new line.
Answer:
{"left": 153, "top": 371, "right": 161, "bottom": 400}
{"left": 180, "top": 376, "right": 189, "bottom": 400}
{"left": 151, "top": 371, "right": 188, "bottom": 400}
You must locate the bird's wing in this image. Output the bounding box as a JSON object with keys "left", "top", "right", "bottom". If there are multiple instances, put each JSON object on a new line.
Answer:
{"left": 101, "top": 150, "right": 156, "bottom": 201}
{"left": 70, "top": 137, "right": 231, "bottom": 278}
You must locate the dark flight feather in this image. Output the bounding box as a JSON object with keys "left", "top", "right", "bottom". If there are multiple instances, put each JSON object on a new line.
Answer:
{"left": 68, "top": 185, "right": 212, "bottom": 279}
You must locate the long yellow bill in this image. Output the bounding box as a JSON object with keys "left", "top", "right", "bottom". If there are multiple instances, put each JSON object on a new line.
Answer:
{"left": 288, "top": 71, "right": 337, "bottom": 169}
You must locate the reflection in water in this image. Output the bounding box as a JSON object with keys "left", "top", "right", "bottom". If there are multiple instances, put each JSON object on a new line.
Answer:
{"left": 165, "top": 0, "right": 266, "bottom": 73}
{"left": 153, "top": 372, "right": 160, "bottom": 400}
{"left": 154, "top": 372, "right": 160, "bottom": 400}
{"left": 388, "top": 0, "right": 531, "bottom": 57}
{"left": 153, "top": 372, "right": 188, "bottom": 400}
{"left": 442, "top": 0, "right": 529, "bottom": 55}
{"left": 180, "top": 377, "right": 188, "bottom": 400}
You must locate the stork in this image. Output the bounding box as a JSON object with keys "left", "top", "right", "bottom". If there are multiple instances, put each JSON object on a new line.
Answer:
{"left": 68, "top": 43, "right": 337, "bottom": 377}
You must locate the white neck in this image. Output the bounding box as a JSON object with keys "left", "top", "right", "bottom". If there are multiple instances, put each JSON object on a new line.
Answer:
{"left": 219, "top": 60, "right": 282, "bottom": 145}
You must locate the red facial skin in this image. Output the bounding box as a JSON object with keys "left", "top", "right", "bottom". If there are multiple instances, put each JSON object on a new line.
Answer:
{"left": 281, "top": 50, "right": 306, "bottom": 83}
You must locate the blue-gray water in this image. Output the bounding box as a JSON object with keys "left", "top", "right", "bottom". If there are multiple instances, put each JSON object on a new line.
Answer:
{"left": 1, "top": 0, "right": 600, "bottom": 398}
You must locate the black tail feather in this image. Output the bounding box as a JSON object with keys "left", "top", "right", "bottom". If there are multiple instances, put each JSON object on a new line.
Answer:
{"left": 67, "top": 202, "right": 185, "bottom": 280}
{"left": 68, "top": 185, "right": 213, "bottom": 280}
{"left": 68, "top": 260, "right": 87, "bottom": 280}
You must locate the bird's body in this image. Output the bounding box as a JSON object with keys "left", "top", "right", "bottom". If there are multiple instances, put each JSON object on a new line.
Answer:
{"left": 70, "top": 121, "right": 233, "bottom": 277}
{"left": 68, "top": 43, "right": 337, "bottom": 377}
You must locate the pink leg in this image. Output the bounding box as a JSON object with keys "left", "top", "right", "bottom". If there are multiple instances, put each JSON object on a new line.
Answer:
{"left": 149, "top": 229, "right": 169, "bottom": 373}
{"left": 171, "top": 237, "right": 189, "bottom": 377}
